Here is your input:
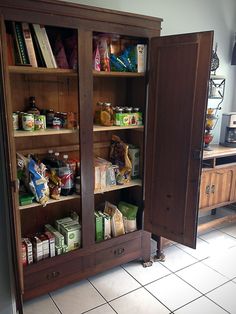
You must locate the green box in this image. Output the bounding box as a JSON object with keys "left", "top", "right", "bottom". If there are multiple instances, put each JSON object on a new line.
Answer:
{"left": 95, "top": 212, "right": 103, "bottom": 242}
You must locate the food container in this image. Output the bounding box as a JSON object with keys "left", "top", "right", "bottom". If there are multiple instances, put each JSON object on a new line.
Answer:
{"left": 22, "top": 113, "right": 34, "bottom": 131}
{"left": 34, "top": 115, "right": 46, "bottom": 130}
{"left": 13, "top": 112, "right": 19, "bottom": 130}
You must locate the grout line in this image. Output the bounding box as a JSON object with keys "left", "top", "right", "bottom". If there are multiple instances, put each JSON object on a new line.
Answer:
{"left": 48, "top": 293, "right": 63, "bottom": 314}
{"left": 142, "top": 285, "right": 172, "bottom": 313}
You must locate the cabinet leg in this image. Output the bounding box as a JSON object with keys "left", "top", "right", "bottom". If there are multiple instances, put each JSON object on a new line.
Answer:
{"left": 152, "top": 235, "right": 165, "bottom": 262}
{"left": 211, "top": 208, "right": 217, "bottom": 215}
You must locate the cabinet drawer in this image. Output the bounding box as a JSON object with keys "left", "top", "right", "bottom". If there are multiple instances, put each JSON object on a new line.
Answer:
{"left": 24, "top": 255, "right": 83, "bottom": 291}
{"left": 95, "top": 236, "right": 142, "bottom": 266}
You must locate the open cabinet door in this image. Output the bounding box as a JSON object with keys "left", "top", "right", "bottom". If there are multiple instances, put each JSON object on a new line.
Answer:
{"left": 144, "top": 31, "right": 213, "bottom": 248}
{"left": 0, "top": 17, "right": 23, "bottom": 313}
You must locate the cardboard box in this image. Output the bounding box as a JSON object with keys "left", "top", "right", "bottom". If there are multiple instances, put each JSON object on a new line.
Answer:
{"left": 95, "top": 212, "right": 103, "bottom": 242}
{"left": 55, "top": 217, "right": 73, "bottom": 232}
{"left": 38, "top": 234, "right": 49, "bottom": 259}
{"left": 45, "top": 224, "right": 64, "bottom": 247}
{"left": 44, "top": 231, "right": 55, "bottom": 258}
{"left": 32, "top": 236, "right": 43, "bottom": 262}
{"left": 60, "top": 223, "right": 81, "bottom": 251}
{"left": 98, "top": 211, "right": 111, "bottom": 240}
{"left": 23, "top": 238, "right": 33, "bottom": 265}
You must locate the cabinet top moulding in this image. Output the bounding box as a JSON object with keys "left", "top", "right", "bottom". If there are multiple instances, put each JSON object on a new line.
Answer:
{"left": 93, "top": 71, "right": 145, "bottom": 78}
{"left": 8, "top": 66, "right": 77, "bottom": 77}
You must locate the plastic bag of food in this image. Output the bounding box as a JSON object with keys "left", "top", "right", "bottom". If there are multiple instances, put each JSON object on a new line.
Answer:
{"left": 47, "top": 169, "right": 61, "bottom": 200}
{"left": 110, "top": 135, "right": 132, "bottom": 184}
{"left": 104, "top": 201, "right": 125, "bottom": 237}
{"left": 118, "top": 201, "right": 138, "bottom": 233}
{"left": 28, "top": 158, "right": 49, "bottom": 206}
{"left": 16, "top": 153, "right": 31, "bottom": 193}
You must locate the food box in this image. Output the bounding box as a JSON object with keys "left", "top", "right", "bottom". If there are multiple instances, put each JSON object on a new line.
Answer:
{"left": 60, "top": 222, "right": 81, "bottom": 251}
{"left": 95, "top": 211, "right": 103, "bottom": 242}
{"left": 38, "top": 234, "right": 50, "bottom": 259}
{"left": 23, "top": 238, "right": 33, "bottom": 265}
{"left": 44, "top": 231, "right": 56, "bottom": 258}
{"left": 31, "top": 236, "right": 43, "bottom": 262}
{"left": 45, "top": 224, "right": 64, "bottom": 247}
{"left": 98, "top": 211, "right": 111, "bottom": 240}
{"left": 55, "top": 217, "right": 73, "bottom": 232}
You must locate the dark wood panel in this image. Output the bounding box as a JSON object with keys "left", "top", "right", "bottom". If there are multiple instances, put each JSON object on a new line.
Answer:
{"left": 144, "top": 32, "right": 213, "bottom": 248}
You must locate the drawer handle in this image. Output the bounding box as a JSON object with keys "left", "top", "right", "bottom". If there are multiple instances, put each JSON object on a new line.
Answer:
{"left": 211, "top": 184, "right": 215, "bottom": 193}
{"left": 114, "top": 248, "right": 125, "bottom": 256}
{"left": 205, "top": 185, "right": 211, "bottom": 194}
{"left": 46, "top": 271, "right": 60, "bottom": 280}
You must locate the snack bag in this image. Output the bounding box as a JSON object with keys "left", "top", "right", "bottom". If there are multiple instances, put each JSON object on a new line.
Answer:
{"left": 110, "top": 135, "right": 132, "bottom": 184}
{"left": 47, "top": 169, "right": 61, "bottom": 200}
{"left": 104, "top": 201, "right": 125, "bottom": 237}
{"left": 28, "top": 158, "right": 49, "bottom": 206}
{"left": 118, "top": 201, "right": 138, "bottom": 233}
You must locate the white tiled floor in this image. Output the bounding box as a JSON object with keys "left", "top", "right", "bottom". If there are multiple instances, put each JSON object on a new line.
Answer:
{"left": 24, "top": 221, "right": 236, "bottom": 314}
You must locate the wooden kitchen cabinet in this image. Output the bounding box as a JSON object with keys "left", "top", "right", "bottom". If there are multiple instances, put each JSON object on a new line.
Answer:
{"left": 0, "top": 0, "right": 212, "bottom": 311}
{"left": 198, "top": 145, "right": 236, "bottom": 232}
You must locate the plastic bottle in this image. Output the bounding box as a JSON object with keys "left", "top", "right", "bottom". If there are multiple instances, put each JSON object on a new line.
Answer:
{"left": 59, "top": 154, "right": 74, "bottom": 195}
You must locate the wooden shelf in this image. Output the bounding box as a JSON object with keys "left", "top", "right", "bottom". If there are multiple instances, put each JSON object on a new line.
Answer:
{"left": 93, "top": 70, "right": 145, "bottom": 78}
{"left": 14, "top": 128, "right": 78, "bottom": 137}
{"left": 93, "top": 125, "right": 144, "bottom": 132}
{"left": 8, "top": 66, "right": 77, "bottom": 76}
{"left": 19, "top": 194, "right": 81, "bottom": 210}
{"left": 94, "top": 179, "right": 142, "bottom": 194}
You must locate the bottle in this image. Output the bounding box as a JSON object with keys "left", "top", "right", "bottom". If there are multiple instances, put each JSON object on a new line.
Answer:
{"left": 59, "top": 154, "right": 74, "bottom": 196}
{"left": 42, "top": 149, "right": 54, "bottom": 169}
{"left": 27, "top": 96, "right": 40, "bottom": 115}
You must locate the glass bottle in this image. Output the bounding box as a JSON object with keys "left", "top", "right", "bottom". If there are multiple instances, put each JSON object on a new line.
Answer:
{"left": 27, "top": 96, "right": 40, "bottom": 115}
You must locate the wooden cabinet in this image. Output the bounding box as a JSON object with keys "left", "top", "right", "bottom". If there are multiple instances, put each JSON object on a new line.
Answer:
{"left": 198, "top": 145, "right": 236, "bottom": 232}
{"left": 0, "top": 0, "right": 212, "bottom": 310}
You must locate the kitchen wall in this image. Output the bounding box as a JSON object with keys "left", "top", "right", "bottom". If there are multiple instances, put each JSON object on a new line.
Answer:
{"left": 64, "top": 0, "right": 236, "bottom": 143}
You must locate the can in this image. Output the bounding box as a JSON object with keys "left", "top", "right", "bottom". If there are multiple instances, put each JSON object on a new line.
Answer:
{"left": 13, "top": 112, "right": 19, "bottom": 130}
{"left": 34, "top": 115, "right": 46, "bottom": 130}
{"left": 46, "top": 109, "right": 54, "bottom": 127}
{"left": 52, "top": 117, "right": 62, "bottom": 129}
{"left": 75, "top": 176, "right": 81, "bottom": 194}
{"left": 22, "top": 113, "right": 34, "bottom": 131}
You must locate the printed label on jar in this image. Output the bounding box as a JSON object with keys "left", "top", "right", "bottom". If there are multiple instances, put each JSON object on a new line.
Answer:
{"left": 34, "top": 115, "right": 46, "bottom": 130}
{"left": 22, "top": 114, "right": 34, "bottom": 131}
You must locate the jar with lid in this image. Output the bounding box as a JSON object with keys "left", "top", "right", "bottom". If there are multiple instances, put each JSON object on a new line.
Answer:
{"left": 100, "top": 102, "right": 114, "bottom": 126}
{"left": 133, "top": 107, "right": 142, "bottom": 126}
{"left": 94, "top": 102, "right": 103, "bottom": 125}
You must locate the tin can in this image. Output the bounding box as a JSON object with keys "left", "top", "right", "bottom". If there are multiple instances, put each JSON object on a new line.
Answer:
{"left": 75, "top": 176, "right": 81, "bottom": 194}
{"left": 52, "top": 117, "right": 62, "bottom": 129}
{"left": 22, "top": 113, "right": 34, "bottom": 131}
{"left": 61, "top": 112, "right": 68, "bottom": 128}
{"left": 13, "top": 112, "right": 19, "bottom": 130}
{"left": 34, "top": 115, "right": 46, "bottom": 130}
{"left": 46, "top": 109, "right": 54, "bottom": 127}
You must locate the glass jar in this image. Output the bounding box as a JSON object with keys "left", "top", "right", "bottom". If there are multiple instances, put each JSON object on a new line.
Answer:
{"left": 100, "top": 102, "right": 113, "bottom": 126}
{"left": 94, "top": 102, "right": 103, "bottom": 125}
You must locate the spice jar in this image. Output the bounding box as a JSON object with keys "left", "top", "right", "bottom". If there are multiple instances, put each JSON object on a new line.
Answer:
{"left": 100, "top": 102, "right": 114, "bottom": 126}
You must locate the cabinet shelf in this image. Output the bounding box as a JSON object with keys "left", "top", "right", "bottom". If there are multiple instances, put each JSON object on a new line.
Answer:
{"left": 93, "top": 125, "right": 144, "bottom": 132}
{"left": 14, "top": 128, "right": 78, "bottom": 137}
{"left": 94, "top": 179, "right": 142, "bottom": 194}
{"left": 19, "top": 194, "right": 81, "bottom": 210}
{"left": 93, "top": 70, "right": 145, "bottom": 78}
{"left": 8, "top": 66, "right": 77, "bottom": 76}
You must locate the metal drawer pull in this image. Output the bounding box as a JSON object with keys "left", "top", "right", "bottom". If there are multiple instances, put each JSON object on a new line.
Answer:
{"left": 114, "top": 248, "right": 125, "bottom": 256}
{"left": 46, "top": 271, "right": 60, "bottom": 280}
{"left": 211, "top": 185, "right": 215, "bottom": 193}
{"left": 205, "top": 185, "right": 211, "bottom": 194}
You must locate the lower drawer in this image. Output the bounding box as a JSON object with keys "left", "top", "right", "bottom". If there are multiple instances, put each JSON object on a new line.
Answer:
{"left": 24, "top": 254, "right": 83, "bottom": 291}
{"left": 95, "top": 236, "right": 142, "bottom": 266}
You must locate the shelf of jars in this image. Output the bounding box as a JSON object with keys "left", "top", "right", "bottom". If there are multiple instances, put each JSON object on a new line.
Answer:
{"left": 94, "top": 179, "right": 142, "bottom": 194}
{"left": 93, "top": 125, "right": 144, "bottom": 132}
{"left": 19, "top": 194, "right": 81, "bottom": 210}
{"left": 14, "top": 128, "right": 78, "bottom": 137}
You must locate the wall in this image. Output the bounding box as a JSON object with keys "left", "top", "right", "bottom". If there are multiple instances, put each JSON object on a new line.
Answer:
{"left": 64, "top": 0, "right": 236, "bottom": 143}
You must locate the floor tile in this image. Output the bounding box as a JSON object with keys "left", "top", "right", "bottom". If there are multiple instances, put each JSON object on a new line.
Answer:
{"left": 50, "top": 280, "right": 105, "bottom": 314}
{"left": 219, "top": 223, "right": 236, "bottom": 239}
{"left": 176, "top": 237, "right": 212, "bottom": 260}
{"left": 206, "top": 281, "right": 236, "bottom": 313}
{"left": 23, "top": 294, "right": 60, "bottom": 314}
{"left": 203, "top": 246, "right": 236, "bottom": 279}
{"left": 199, "top": 229, "right": 236, "bottom": 249}
{"left": 174, "top": 295, "right": 227, "bottom": 314}
{"left": 176, "top": 262, "right": 228, "bottom": 293}
{"left": 145, "top": 273, "right": 201, "bottom": 311}
{"left": 110, "top": 287, "right": 170, "bottom": 314}
{"left": 122, "top": 259, "right": 171, "bottom": 285}
{"left": 161, "top": 245, "right": 198, "bottom": 272}
{"left": 89, "top": 267, "right": 141, "bottom": 301}
{"left": 84, "top": 303, "right": 116, "bottom": 314}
